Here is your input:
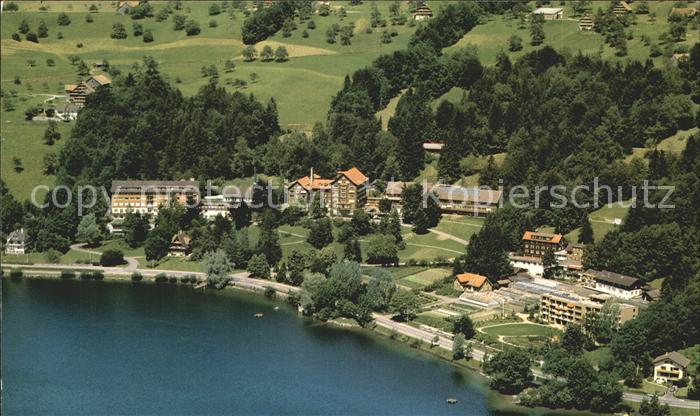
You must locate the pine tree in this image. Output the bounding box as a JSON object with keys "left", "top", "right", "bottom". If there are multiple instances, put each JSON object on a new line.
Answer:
{"left": 389, "top": 89, "right": 433, "bottom": 180}
{"left": 578, "top": 214, "right": 594, "bottom": 244}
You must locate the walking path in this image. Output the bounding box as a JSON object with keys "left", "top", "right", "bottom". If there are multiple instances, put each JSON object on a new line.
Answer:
{"left": 400, "top": 223, "right": 470, "bottom": 246}
{"left": 3, "top": 262, "right": 698, "bottom": 410}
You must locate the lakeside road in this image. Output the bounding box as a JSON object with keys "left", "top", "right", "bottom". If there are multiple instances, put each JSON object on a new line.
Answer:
{"left": 2, "top": 263, "right": 699, "bottom": 410}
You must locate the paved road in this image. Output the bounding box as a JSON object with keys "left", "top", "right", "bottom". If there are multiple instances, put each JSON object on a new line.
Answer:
{"left": 3, "top": 262, "right": 698, "bottom": 410}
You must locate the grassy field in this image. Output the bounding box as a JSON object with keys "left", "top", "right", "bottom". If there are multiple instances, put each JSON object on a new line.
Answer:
{"left": 481, "top": 323, "right": 560, "bottom": 337}
{"left": 1, "top": 1, "right": 426, "bottom": 199}
{"left": 434, "top": 215, "right": 484, "bottom": 243}
{"left": 398, "top": 267, "right": 451, "bottom": 289}
{"left": 447, "top": 1, "right": 699, "bottom": 65}
{"left": 626, "top": 126, "right": 699, "bottom": 162}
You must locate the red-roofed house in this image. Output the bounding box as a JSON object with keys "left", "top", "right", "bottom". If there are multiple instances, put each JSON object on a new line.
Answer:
{"left": 331, "top": 167, "right": 368, "bottom": 216}
{"left": 287, "top": 167, "right": 368, "bottom": 216}
{"left": 522, "top": 231, "right": 566, "bottom": 258}
{"left": 453, "top": 273, "right": 493, "bottom": 293}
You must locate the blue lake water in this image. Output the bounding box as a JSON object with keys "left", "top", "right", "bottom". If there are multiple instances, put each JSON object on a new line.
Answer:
{"left": 2, "top": 277, "right": 549, "bottom": 415}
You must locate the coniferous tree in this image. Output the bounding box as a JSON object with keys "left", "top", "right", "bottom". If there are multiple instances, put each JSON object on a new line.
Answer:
{"left": 578, "top": 214, "right": 594, "bottom": 244}
{"left": 389, "top": 89, "right": 433, "bottom": 180}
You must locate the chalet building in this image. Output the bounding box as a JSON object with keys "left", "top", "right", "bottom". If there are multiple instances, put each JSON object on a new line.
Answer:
{"left": 109, "top": 180, "right": 200, "bottom": 233}
{"left": 578, "top": 15, "right": 595, "bottom": 31}
{"left": 287, "top": 168, "right": 368, "bottom": 216}
{"left": 653, "top": 352, "right": 691, "bottom": 384}
{"left": 613, "top": 1, "right": 632, "bottom": 16}
{"left": 533, "top": 7, "right": 564, "bottom": 20}
{"left": 65, "top": 75, "right": 111, "bottom": 106}
{"left": 5, "top": 229, "right": 29, "bottom": 255}
{"left": 168, "top": 231, "right": 192, "bottom": 257}
{"left": 540, "top": 291, "right": 638, "bottom": 329}
{"left": 522, "top": 231, "right": 566, "bottom": 257}
{"left": 413, "top": 3, "right": 433, "bottom": 21}
{"left": 55, "top": 103, "right": 80, "bottom": 121}
{"left": 582, "top": 269, "right": 644, "bottom": 299}
{"left": 116, "top": 1, "right": 141, "bottom": 15}
{"left": 287, "top": 169, "right": 334, "bottom": 211}
{"left": 331, "top": 167, "right": 369, "bottom": 216}
{"left": 453, "top": 273, "right": 493, "bottom": 293}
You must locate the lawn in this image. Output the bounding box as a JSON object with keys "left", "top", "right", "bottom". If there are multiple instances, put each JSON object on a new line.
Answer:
{"left": 93, "top": 239, "right": 146, "bottom": 257}
{"left": 626, "top": 379, "right": 668, "bottom": 396}
{"left": 434, "top": 215, "right": 484, "bottom": 243}
{"left": 481, "top": 323, "right": 560, "bottom": 337}
{"left": 584, "top": 346, "right": 613, "bottom": 368}
{"left": 1, "top": 248, "right": 96, "bottom": 265}
{"left": 412, "top": 313, "right": 453, "bottom": 333}
{"left": 447, "top": 2, "right": 699, "bottom": 66}
{"left": 153, "top": 256, "right": 204, "bottom": 273}
{"left": 564, "top": 199, "right": 632, "bottom": 243}
{"left": 399, "top": 267, "right": 451, "bottom": 288}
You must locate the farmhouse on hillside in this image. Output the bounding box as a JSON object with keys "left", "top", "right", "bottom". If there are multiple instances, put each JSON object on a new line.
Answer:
{"left": 613, "top": 1, "right": 632, "bottom": 16}
{"left": 533, "top": 7, "right": 564, "bottom": 20}
{"left": 412, "top": 3, "right": 433, "bottom": 21}
{"left": 65, "top": 75, "right": 112, "bottom": 106}
{"left": 653, "top": 352, "right": 691, "bottom": 384}
{"left": 116, "top": 1, "right": 141, "bottom": 15}
{"left": 578, "top": 15, "right": 595, "bottom": 31}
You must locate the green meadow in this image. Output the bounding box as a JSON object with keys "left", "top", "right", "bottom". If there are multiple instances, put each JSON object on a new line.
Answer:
{"left": 448, "top": 1, "right": 699, "bottom": 65}
{"left": 1, "top": 1, "right": 426, "bottom": 199}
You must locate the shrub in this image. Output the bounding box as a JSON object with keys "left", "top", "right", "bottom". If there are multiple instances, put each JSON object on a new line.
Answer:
{"left": 57, "top": 32, "right": 63, "bottom": 39}
{"left": 264, "top": 286, "right": 277, "bottom": 298}
{"left": 60, "top": 270, "right": 76, "bottom": 279}
{"left": 26, "top": 32, "right": 38, "bottom": 43}
{"left": 154, "top": 273, "right": 168, "bottom": 283}
{"left": 143, "top": 29, "right": 154, "bottom": 43}
{"left": 185, "top": 19, "right": 200, "bottom": 36}
{"left": 3, "top": 1, "right": 19, "bottom": 11}
{"left": 12, "top": 33, "right": 21, "bottom": 41}
{"left": 169, "top": 276, "right": 178, "bottom": 284}
{"left": 80, "top": 271, "right": 93, "bottom": 280}
{"left": 93, "top": 271, "right": 104, "bottom": 280}
{"left": 57, "top": 12, "right": 71, "bottom": 26}
{"left": 100, "top": 249, "right": 125, "bottom": 267}
{"left": 131, "top": 272, "right": 143, "bottom": 282}
{"left": 10, "top": 268, "right": 23, "bottom": 278}
{"left": 209, "top": 19, "right": 218, "bottom": 28}
{"left": 45, "top": 249, "right": 61, "bottom": 263}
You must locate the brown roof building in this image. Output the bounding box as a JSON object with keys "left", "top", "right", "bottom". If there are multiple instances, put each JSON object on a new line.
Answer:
{"left": 670, "top": 7, "right": 698, "bottom": 18}
{"left": 582, "top": 269, "right": 644, "bottom": 299}
{"left": 653, "top": 351, "right": 691, "bottom": 384}
{"left": 522, "top": 231, "right": 566, "bottom": 257}
{"left": 613, "top": 1, "right": 632, "bottom": 16}
{"left": 168, "top": 231, "right": 192, "bottom": 257}
{"left": 287, "top": 168, "right": 368, "bottom": 216}
{"left": 413, "top": 3, "right": 433, "bottom": 21}
{"left": 453, "top": 273, "right": 493, "bottom": 293}
{"left": 65, "top": 75, "right": 111, "bottom": 106}
{"left": 578, "top": 15, "right": 595, "bottom": 31}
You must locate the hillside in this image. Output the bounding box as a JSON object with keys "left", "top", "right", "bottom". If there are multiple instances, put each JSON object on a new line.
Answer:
{"left": 0, "top": 0, "right": 427, "bottom": 199}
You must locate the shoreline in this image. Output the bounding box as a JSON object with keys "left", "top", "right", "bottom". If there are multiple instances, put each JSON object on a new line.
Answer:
{"left": 2, "top": 270, "right": 696, "bottom": 415}
{"left": 0, "top": 272, "right": 593, "bottom": 416}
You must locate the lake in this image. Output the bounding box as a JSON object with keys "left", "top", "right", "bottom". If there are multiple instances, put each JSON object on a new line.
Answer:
{"left": 2, "top": 277, "right": 541, "bottom": 415}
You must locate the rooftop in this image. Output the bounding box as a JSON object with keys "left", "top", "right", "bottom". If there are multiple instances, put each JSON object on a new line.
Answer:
{"left": 335, "top": 167, "right": 368, "bottom": 186}
{"left": 533, "top": 7, "right": 563, "bottom": 14}
{"left": 653, "top": 351, "right": 691, "bottom": 368}
{"left": 586, "top": 269, "right": 642, "bottom": 289}
{"left": 523, "top": 231, "right": 563, "bottom": 244}
{"left": 111, "top": 180, "right": 200, "bottom": 193}
{"left": 455, "top": 273, "right": 489, "bottom": 288}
